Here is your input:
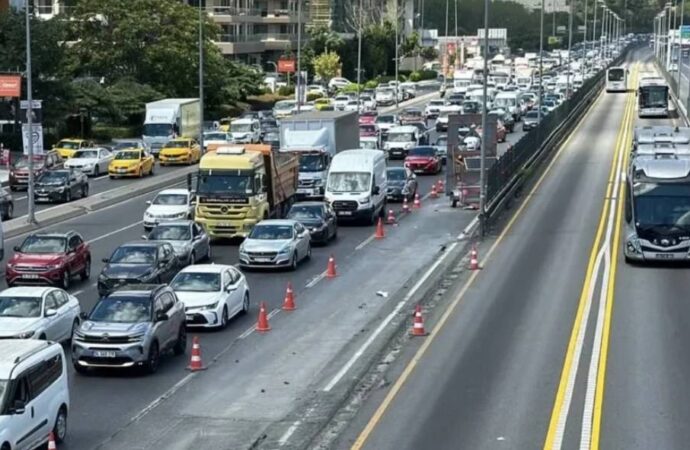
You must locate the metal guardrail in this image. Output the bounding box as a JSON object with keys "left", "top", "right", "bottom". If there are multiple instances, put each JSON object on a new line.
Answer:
{"left": 484, "top": 47, "right": 634, "bottom": 222}
{"left": 655, "top": 58, "right": 690, "bottom": 126}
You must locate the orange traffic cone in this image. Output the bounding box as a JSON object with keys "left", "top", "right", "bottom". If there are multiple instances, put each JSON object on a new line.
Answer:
{"left": 387, "top": 209, "right": 396, "bottom": 225}
{"left": 326, "top": 254, "right": 337, "bottom": 278}
{"left": 282, "top": 282, "right": 296, "bottom": 311}
{"left": 437, "top": 179, "right": 445, "bottom": 192}
{"left": 186, "top": 336, "right": 206, "bottom": 371}
{"left": 47, "top": 432, "right": 57, "bottom": 450}
{"left": 430, "top": 184, "right": 438, "bottom": 198}
{"left": 469, "top": 244, "right": 480, "bottom": 270}
{"left": 256, "top": 302, "right": 271, "bottom": 332}
{"left": 402, "top": 197, "right": 410, "bottom": 213}
{"left": 413, "top": 193, "right": 422, "bottom": 209}
{"left": 411, "top": 304, "right": 427, "bottom": 336}
{"left": 375, "top": 217, "right": 385, "bottom": 239}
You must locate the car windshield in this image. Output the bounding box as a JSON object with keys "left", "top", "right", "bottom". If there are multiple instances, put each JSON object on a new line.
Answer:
{"left": 89, "top": 297, "right": 151, "bottom": 323}
{"left": 248, "top": 224, "right": 294, "bottom": 240}
{"left": 361, "top": 140, "right": 378, "bottom": 149}
{"left": 165, "top": 141, "right": 191, "bottom": 148}
{"left": 13, "top": 156, "right": 44, "bottom": 169}
{"left": 0, "top": 381, "right": 7, "bottom": 413}
{"left": 327, "top": 172, "right": 371, "bottom": 193}
{"left": 526, "top": 111, "right": 540, "bottom": 119}
{"left": 57, "top": 141, "right": 79, "bottom": 149}
{"left": 153, "top": 193, "right": 187, "bottom": 205}
{"left": 403, "top": 110, "right": 422, "bottom": 117}
{"left": 388, "top": 132, "right": 415, "bottom": 142}
{"left": 113, "top": 142, "right": 142, "bottom": 151}
{"left": 377, "top": 116, "right": 395, "bottom": 123}
{"left": 205, "top": 133, "right": 228, "bottom": 140}
{"left": 409, "top": 147, "right": 436, "bottom": 157}
{"left": 197, "top": 174, "right": 253, "bottom": 194}
{"left": 386, "top": 169, "right": 406, "bottom": 181}
{"left": 19, "top": 236, "right": 66, "bottom": 253}
{"left": 171, "top": 272, "right": 220, "bottom": 292}
{"left": 36, "top": 172, "right": 68, "bottom": 185}
{"left": 231, "top": 123, "right": 253, "bottom": 133}
{"left": 288, "top": 205, "right": 323, "bottom": 220}
{"left": 109, "top": 246, "right": 156, "bottom": 264}
{"left": 72, "top": 150, "right": 99, "bottom": 159}
{"left": 149, "top": 225, "right": 191, "bottom": 241}
{"left": 299, "top": 154, "right": 326, "bottom": 172}
{"left": 114, "top": 151, "right": 141, "bottom": 160}
{"left": 0, "top": 297, "right": 42, "bottom": 318}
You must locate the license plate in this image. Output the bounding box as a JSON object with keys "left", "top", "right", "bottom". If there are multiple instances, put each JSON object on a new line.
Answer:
{"left": 297, "top": 188, "right": 310, "bottom": 194}
{"left": 338, "top": 211, "right": 352, "bottom": 216}
{"left": 22, "top": 274, "right": 39, "bottom": 279}
{"left": 94, "top": 350, "right": 117, "bottom": 358}
{"left": 255, "top": 257, "right": 271, "bottom": 262}
{"left": 655, "top": 253, "right": 675, "bottom": 260}
{"left": 118, "top": 168, "right": 127, "bottom": 173}
{"left": 186, "top": 314, "right": 194, "bottom": 321}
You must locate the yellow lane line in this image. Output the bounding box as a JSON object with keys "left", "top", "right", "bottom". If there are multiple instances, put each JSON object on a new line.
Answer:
{"left": 350, "top": 81, "right": 609, "bottom": 450}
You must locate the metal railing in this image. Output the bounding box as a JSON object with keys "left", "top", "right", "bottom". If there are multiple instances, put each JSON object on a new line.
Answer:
{"left": 217, "top": 33, "right": 297, "bottom": 43}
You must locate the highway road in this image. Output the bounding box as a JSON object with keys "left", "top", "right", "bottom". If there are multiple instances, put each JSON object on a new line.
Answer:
{"left": 0, "top": 92, "right": 527, "bottom": 448}
{"left": 332, "top": 49, "right": 660, "bottom": 450}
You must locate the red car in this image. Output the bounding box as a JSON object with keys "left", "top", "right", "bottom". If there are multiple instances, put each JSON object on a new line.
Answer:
{"left": 359, "top": 111, "right": 378, "bottom": 125}
{"left": 359, "top": 124, "right": 379, "bottom": 138}
{"left": 404, "top": 146, "right": 442, "bottom": 174}
{"left": 6, "top": 231, "right": 91, "bottom": 289}
{"left": 9, "top": 150, "right": 63, "bottom": 191}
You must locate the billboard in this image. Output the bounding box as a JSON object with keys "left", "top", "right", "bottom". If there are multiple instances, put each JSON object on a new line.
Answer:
{"left": 0, "top": 75, "right": 21, "bottom": 98}
{"left": 21, "top": 124, "right": 44, "bottom": 155}
{"left": 278, "top": 59, "right": 296, "bottom": 73}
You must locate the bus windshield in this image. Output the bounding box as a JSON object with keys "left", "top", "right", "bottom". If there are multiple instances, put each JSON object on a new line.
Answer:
{"left": 608, "top": 69, "right": 625, "bottom": 82}
{"left": 633, "top": 183, "right": 690, "bottom": 230}
{"left": 639, "top": 86, "right": 668, "bottom": 108}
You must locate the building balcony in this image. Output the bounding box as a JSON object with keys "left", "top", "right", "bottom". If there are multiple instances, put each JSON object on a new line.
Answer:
{"left": 207, "top": 6, "right": 305, "bottom": 24}
{"left": 216, "top": 33, "right": 301, "bottom": 54}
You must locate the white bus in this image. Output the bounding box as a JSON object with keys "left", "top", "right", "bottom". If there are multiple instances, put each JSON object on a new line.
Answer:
{"left": 637, "top": 77, "right": 669, "bottom": 118}
{"left": 606, "top": 67, "right": 628, "bottom": 93}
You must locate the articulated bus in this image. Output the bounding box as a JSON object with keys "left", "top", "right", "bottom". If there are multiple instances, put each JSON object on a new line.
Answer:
{"left": 606, "top": 67, "right": 628, "bottom": 92}
{"left": 637, "top": 77, "right": 669, "bottom": 118}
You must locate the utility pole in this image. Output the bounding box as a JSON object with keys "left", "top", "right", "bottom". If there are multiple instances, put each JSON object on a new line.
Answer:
{"left": 296, "top": 0, "right": 303, "bottom": 112}
{"left": 395, "top": 0, "right": 399, "bottom": 109}
{"left": 593, "top": 0, "right": 598, "bottom": 62}
{"left": 582, "top": 0, "right": 589, "bottom": 81}
{"left": 25, "top": 0, "right": 36, "bottom": 224}
{"left": 566, "top": 0, "right": 573, "bottom": 97}
{"left": 198, "top": 0, "right": 204, "bottom": 154}
{"left": 538, "top": 0, "right": 545, "bottom": 125}
{"left": 479, "top": 0, "right": 490, "bottom": 236}
{"left": 678, "top": 0, "right": 685, "bottom": 89}
{"left": 356, "top": 0, "right": 363, "bottom": 106}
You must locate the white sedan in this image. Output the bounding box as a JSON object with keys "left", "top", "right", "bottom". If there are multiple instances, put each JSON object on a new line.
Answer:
{"left": 63, "top": 147, "right": 114, "bottom": 176}
{"left": 171, "top": 264, "right": 250, "bottom": 329}
{"left": 0, "top": 287, "right": 81, "bottom": 341}
{"left": 143, "top": 188, "right": 195, "bottom": 230}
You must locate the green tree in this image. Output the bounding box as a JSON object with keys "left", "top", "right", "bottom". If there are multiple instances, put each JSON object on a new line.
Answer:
{"left": 313, "top": 51, "right": 341, "bottom": 82}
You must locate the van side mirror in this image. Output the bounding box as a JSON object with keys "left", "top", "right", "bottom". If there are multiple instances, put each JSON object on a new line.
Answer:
{"left": 79, "top": 312, "right": 88, "bottom": 320}
{"left": 45, "top": 308, "right": 57, "bottom": 318}
{"left": 372, "top": 185, "right": 380, "bottom": 195}
{"left": 13, "top": 245, "right": 20, "bottom": 252}
{"left": 156, "top": 311, "right": 169, "bottom": 321}
{"left": 11, "top": 400, "right": 26, "bottom": 415}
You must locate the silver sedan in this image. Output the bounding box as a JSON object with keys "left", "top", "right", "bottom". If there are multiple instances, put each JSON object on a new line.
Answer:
{"left": 238, "top": 219, "right": 311, "bottom": 270}
{"left": 144, "top": 220, "right": 212, "bottom": 266}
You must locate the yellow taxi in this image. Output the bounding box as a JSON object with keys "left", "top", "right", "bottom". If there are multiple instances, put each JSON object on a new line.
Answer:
{"left": 314, "top": 98, "right": 334, "bottom": 111}
{"left": 159, "top": 138, "right": 201, "bottom": 166}
{"left": 53, "top": 139, "right": 93, "bottom": 159}
{"left": 108, "top": 148, "right": 155, "bottom": 178}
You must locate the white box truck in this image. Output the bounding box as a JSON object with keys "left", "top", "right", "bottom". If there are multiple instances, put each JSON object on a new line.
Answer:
{"left": 279, "top": 111, "right": 359, "bottom": 199}
{"left": 142, "top": 98, "right": 200, "bottom": 156}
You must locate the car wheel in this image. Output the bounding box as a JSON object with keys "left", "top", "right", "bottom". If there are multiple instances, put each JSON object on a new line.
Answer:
{"left": 173, "top": 325, "right": 186, "bottom": 356}
{"left": 82, "top": 183, "right": 89, "bottom": 198}
{"left": 145, "top": 341, "right": 160, "bottom": 374}
{"left": 61, "top": 270, "right": 70, "bottom": 290}
{"left": 9, "top": 186, "right": 16, "bottom": 192}
{"left": 109, "top": 175, "right": 115, "bottom": 179}
{"left": 290, "top": 253, "right": 298, "bottom": 271}
{"left": 69, "top": 319, "right": 79, "bottom": 343}
{"left": 3, "top": 202, "right": 12, "bottom": 220}
{"left": 93, "top": 165, "right": 99, "bottom": 177}
{"left": 305, "top": 244, "right": 312, "bottom": 260}
{"left": 64, "top": 190, "right": 72, "bottom": 203}
{"left": 205, "top": 245, "right": 212, "bottom": 261}
{"left": 219, "top": 306, "right": 229, "bottom": 329}
{"left": 53, "top": 406, "right": 68, "bottom": 443}
{"left": 332, "top": 225, "right": 338, "bottom": 241}
{"left": 241, "top": 292, "right": 250, "bottom": 315}
{"left": 189, "top": 251, "right": 196, "bottom": 266}
{"left": 81, "top": 258, "right": 91, "bottom": 281}
{"left": 137, "top": 167, "right": 142, "bottom": 177}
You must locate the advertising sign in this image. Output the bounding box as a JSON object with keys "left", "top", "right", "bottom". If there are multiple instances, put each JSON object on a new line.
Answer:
{"left": 21, "top": 124, "right": 44, "bottom": 156}
{"left": 19, "top": 100, "right": 43, "bottom": 124}
{"left": 0, "top": 75, "right": 21, "bottom": 98}
{"left": 278, "top": 59, "right": 296, "bottom": 73}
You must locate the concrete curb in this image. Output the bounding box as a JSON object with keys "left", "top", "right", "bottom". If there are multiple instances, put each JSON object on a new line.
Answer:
{"left": 3, "top": 166, "right": 196, "bottom": 239}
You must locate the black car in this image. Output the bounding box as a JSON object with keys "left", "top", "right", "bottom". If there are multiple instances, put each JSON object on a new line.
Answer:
{"left": 34, "top": 168, "right": 89, "bottom": 203}
{"left": 286, "top": 202, "right": 337, "bottom": 244}
{"left": 98, "top": 241, "right": 181, "bottom": 297}
{"left": 0, "top": 188, "right": 13, "bottom": 220}
{"left": 386, "top": 167, "right": 418, "bottom": 202}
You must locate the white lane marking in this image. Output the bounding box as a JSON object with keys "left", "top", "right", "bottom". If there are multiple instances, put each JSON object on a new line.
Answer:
{"left": 278, "top": 421, "right": 301, "bottom": 446}
{"left": 322, "top": 241, "right": 457, "bottom": 392}
{"left": 238, "top": 308, "right": 281, "bottom": 340}
{"left": 355, "top": 234, "right": 376, "bottom": 251}
{"left": 15, "top": 195, "right": 27, "bottom": 201}
{"left": 87, "top": 221, "right": 144, "bottom": 244}
{"left": 129, "top": 373, "right": 194, "bottom": 424}
{"left": 306, "top": 272, "right": 326, "bottom": 289}
{"left": 267, "top": 308, "right": 280, "bottom": 320}
{"left": 93, "top": 174, "right": 110, "bottom": 181}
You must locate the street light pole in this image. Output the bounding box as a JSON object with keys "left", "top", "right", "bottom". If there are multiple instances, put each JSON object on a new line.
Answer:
{"left": 566, "top": 0, "right": 573, "bottom": 97}
{"left": 296, "top": 0, "right": 303, "bottom": 112}
{"left": 538, "top": 0, "right": 545, "bottom": 125}
{"left": 678, "top": 0, "right": 685, "bottom": 89}
{"left": 356, "top": 0, "right": 363, "bottom": 106}
{"left": 198, "top": 0, "right": 205, "bottom": 154}
{"left": 479, "top": 0, "right": 490, "bottom": 236}
{"left": 582, "top": 0, "right": 589, "bottom": 81}
{"left": 25, "top": 0, "right": 36, "bottom": 224}
{"left": 395, "top": 0, "right": 399, "bottom": 109}
{"left": 593, "top": 0, "right": 598, "bottom": 62}
{"left": 600, "top": 5, "right": 606, "bottom": 59}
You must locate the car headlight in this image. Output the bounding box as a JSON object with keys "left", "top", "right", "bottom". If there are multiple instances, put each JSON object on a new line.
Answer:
{"left": 46, "top": 263, "right": 63, "bottom": 270}
{"left": 175, "top": 212, "right": 187, "bottom": 219}
{"left": 57, "top": 186, "right": 65, "bottom": 192}
{"left": 98, "top": 273, "right": 108, "bottom": 281}
{"left": 201, "top": 302, "right": 218, "bottom": 311}
{"left": 359, "top": 196, "right": 371, "bottom": 205}
{"left": 278, "top": 245, "right": 292, "bottom": 255}
{"left": 145, "top": 212, "right": 153, "bottom": 219}
{"left": 626, "top": 236, "right": 642, "bottom": 254}
{"left": 314, "top": 179, "right": 324, "bottom": 187}
{"left": 127, "top": 333, "right": 146, "bottom": 343}
{"left": 15, "top": 330, "right": 35, "bottom": 339}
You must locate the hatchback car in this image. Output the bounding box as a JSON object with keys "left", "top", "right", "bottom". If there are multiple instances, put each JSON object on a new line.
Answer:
{"left": 145, "top": 221, "right": 211, "bottom": 266}
{"left": 7, "top": 232, "right": 91, "bottom": 289}
{"left": 108, "top": 148, "right": 155, "bottom": 178}
{"left": 0, "top": 287, "right": 81, "bottom": 341}
{"left": 286, "top": 202, "right": 337, "bottom": 244}
{"left": 522, "top": 110, "right": 541, "bottom": 131}
{"left": 159, "top": 138, "right": 201, "bottom": 166}
{"left": 386, "top": 167, "right": 418, "bottom": 202}
{"left": 34, "top": 169, "right": 89, "bottom": 203}
{"left": 98, "top": 241, "right": 181, "bottom": 297}
{"left": 171, "top": 264, "right": 249, "bottom": 329}
{"left": 238, "top": 220, "right": 311, "bottom": 270}
{"left": 404, "top": 146, "right": 442, "bottom": 174}
{"left": 72, "top": 285, "right": 186, "bottom": 374}
{"left": 9, "top": 151, "right": 63, "bottom": 191}
{"left": 53, "top": 138, "right": 93, "bottom": 159}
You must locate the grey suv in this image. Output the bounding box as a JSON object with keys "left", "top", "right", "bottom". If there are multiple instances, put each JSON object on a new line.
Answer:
{"left": 72, "top": 285, "right": 186, "bottom": 374}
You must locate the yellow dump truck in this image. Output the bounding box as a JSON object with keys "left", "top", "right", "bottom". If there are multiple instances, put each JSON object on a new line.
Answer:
{"left": 194, "top": 144, "right": 299, "bottom": 239}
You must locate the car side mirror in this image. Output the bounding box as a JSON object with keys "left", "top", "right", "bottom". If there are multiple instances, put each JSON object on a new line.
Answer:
{"left": 156, "top": 311, "right": 169, "bottom": 321}
{"left": 372, "top": 185, "right": 380, "bottom": 195}
{"left": 225, "top": 284, "right": 237, "bottom": 293}
{"left": 141, "top": 235, "right": 148, "bottom": 240}
{"left": 11, "top": 400, "right": 26, "bottom": 415}
{"left": 45, "top": 308, "right": 57, "bottom": 317}
{"left": 13, "top": 245, "right": 20, "bottom": 252}
{"left": 101, "top": 258, "right": 109, "bottom": 263}
{"left": 146, "top": 200, "right": 152, "bottom": 206}
{"left": 79, "top": 311, "right": 88, "bottom": 320}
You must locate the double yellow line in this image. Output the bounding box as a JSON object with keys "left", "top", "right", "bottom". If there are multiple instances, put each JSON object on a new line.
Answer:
{"left": 542, "top": 63, "right": 639, "bottom": 450}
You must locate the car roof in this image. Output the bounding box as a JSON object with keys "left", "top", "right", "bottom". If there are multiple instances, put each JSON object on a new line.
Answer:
{"left": 108, "top": 284, "right": 164, "bottom": 296}
{"left": 0, "top": 286, "right": 54, "bottom": 297}
{"left": 152, "top": 220, "right": 194, "bottom": 227}
{"left": 178, "top": 264, "right": 234, "bottom": 275}
{"left": 256, "top": 219, "right": 299, "bottom": 226}
{"left": 390, "top": 125, "right": 418, "bottom": 132}
{"left": 0, "top": 340, "right": 56, "bottom": 376}
{"left": 155, "top": 188, "right": 190, "bottom": 196}
{"left": 386, "top": 166, "right": 406, "bottom": 172}
{"left": 292, "top": 201, "right": 327, "bottom": 207}
{"left": 118, "top": 241, "right": 165, "bottom": 248}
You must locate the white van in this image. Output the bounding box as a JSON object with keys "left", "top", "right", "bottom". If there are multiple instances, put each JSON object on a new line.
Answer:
{"left": 0, "top": 340, "right": 69, "bottom": 449}
{"left": 494, "top": 92, "right": 521, "bottom": 120}
{"left": 325, "top": 149, "right": 387, "bottom": 224}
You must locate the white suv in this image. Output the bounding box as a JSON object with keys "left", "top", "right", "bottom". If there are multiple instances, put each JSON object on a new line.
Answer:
{"left": 0, "top": 340, "right": 70, "bottom": 449}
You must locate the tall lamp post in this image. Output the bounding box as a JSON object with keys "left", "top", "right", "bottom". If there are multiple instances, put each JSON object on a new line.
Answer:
{"left": 198, "top": 1, "right": 205, "bottom": 154}
{"left": 582, "top": 0, "right": 589, "bottom": 81}
{"left": 677, "top": 0, "right": 685, "bottom": 89}
{"left": 538, "top": 0, "right": 545, "bottom": 125}
{"left": 479, "top": 0, "right": 490, "bottom": 235}
{"left": 395, "top": 0, "right": 399, "bottom": 109}
{"left": 566, "top": 0, "right": 573, "bottom": 97}
{"left": 25, "top": 0, "right": 36, "bottom": 224}
{"left": 356, "top": 0, "right": 363, "bottom": 106}
{"left": 296, "top": 0, "right": 303, "bottom": 113}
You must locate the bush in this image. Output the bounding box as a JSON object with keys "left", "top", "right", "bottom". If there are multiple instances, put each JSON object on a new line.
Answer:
{"left": 246, "top": 93, "right": 291, "bottom": 110}
{"left": 91, "top": 125, "right": 140, "bottom": 143}
{"left": 277, "top": 85, "right": 295, "bottom": 96}
{"left": 364, "top": 80, "right": 380, "bottom": 89}
{"left": 307, "top": 92, "right": 324, "bottom": 101}
{"left": 338, "top": 83, "right": 363, "bottom": 94}
{"left": 409, "top": 70, "right": 438, "bottom": 82}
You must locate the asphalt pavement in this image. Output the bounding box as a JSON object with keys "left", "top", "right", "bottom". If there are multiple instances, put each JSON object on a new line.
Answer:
{"left": 330, "top": 52, "right": 640, "bottom": 450}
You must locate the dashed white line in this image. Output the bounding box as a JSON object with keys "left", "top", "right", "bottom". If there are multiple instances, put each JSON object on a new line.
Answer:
{"left": 278, "top": 421, "right": 301, "bottom": 446}
{"left": 305, "top": 271, "right": 326, "bottom": 289}
{"left": 87, "top": 221, "right": 144, "bottom": 244}
{"left": 355, "top": 234, "right": 376, "bottom": 251}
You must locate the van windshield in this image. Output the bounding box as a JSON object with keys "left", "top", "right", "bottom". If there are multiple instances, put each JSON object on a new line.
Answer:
{"left": 327, "top": 172, "right": 371, "bottom": 193}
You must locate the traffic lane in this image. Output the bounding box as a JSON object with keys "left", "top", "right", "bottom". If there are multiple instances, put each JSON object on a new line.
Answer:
{"left": 600, "top": 114, "right": 690, "bottom": 450}
{"left": 9, "top": 162, "right": 192, "bottom": 220}
{"left": 55, "top": 164, "right": 444, "bottom": 449}
{"left": 335, "top": 91, "right": 627, "bottom": 449}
